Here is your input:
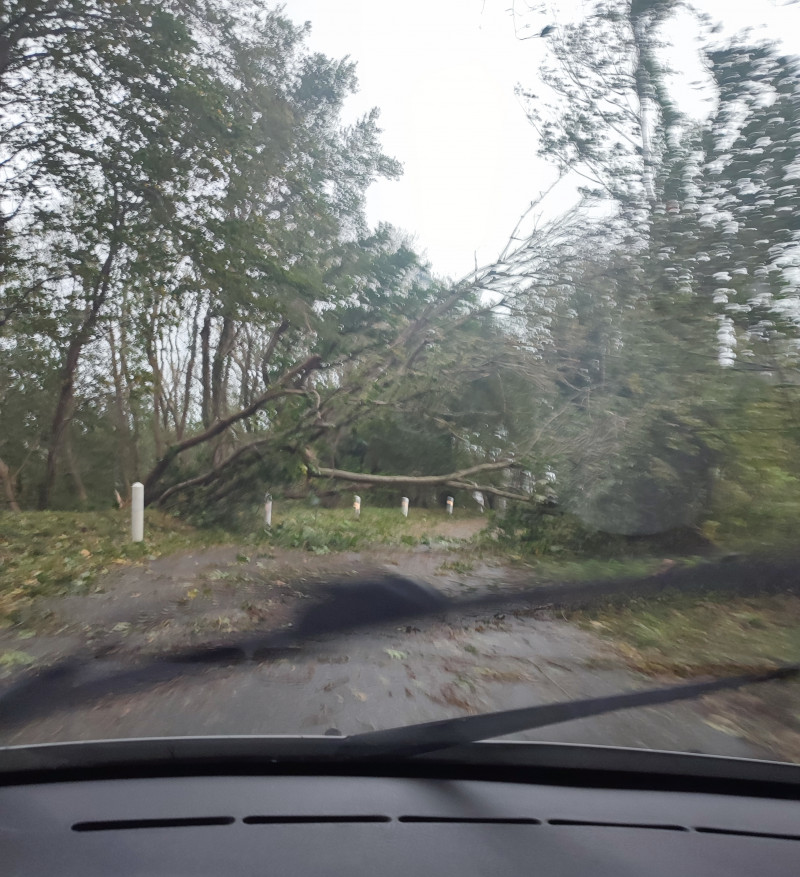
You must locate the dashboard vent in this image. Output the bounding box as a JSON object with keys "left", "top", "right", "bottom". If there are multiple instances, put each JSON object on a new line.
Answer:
{"left": 243, "top": 815, "right": 390, "bottom": 824}
{"left": 399, "top": 816, "right": 540, "bottom": 824}
{"left": 72, "top": 817, "right": 234, "bottom": 832}
{"left": 548, "top": 820, "right": 687, "bottom": 831}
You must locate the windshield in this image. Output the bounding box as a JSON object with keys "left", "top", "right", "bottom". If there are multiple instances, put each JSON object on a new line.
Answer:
{"left": 1, "top": 0, "right": 800, "bottom": 764}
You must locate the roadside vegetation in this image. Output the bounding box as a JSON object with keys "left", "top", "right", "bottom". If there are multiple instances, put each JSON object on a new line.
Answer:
{"left": 570, "top": 592, "right": 800, "bottom": 678}
{"left": 263, "top": 504, "right": 475, "bottom": 554}
{"left": 0, "top": 504, "right": 483, "bottom": 627}
{"left": 0, "top": 510, "right": 232, "bottom": 625}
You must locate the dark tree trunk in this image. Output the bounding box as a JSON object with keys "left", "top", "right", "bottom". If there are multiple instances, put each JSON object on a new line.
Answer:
{"left": 38, "top": 223, "right": 121, "bottom": 508}
{"left": 38, "top": 332, "right": 84, "bottom": 509}
{"left": 200, "top": 310, "right": 212, "bottom": 428}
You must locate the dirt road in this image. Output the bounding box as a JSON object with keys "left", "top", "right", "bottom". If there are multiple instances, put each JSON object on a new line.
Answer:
{"left": 0, "top": 529, "right": 771, "bottom": 758}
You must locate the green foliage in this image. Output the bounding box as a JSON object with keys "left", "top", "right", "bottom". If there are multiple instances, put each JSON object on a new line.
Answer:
{"left": 706, "top": 396, "right": 800, "bottom": 548}
{"left": 492, "top": 505, "right": 629, "bottom": 557}
{"left": 491, "top": 500, "right": 717, "bottom": 559}
{"left": 179, "top": 503, "right": 477, "bottom": 554}
{"left": 261, "top": 505, "right": 444, "bottom": 553}
{"left": 1, "top": 0, "right": 416, "bottom": 511}
{"left": 0, "top": 650, "right": 36, "bottom": 677}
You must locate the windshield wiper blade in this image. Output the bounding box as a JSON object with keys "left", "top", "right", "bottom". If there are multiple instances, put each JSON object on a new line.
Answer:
{"left": 335, "top": 664, "right": 800, "bottom": 760}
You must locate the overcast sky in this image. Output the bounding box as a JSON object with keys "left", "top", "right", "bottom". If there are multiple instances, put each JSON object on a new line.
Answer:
{"left": 282, "top": 0, "right": 800, "bottom": 280}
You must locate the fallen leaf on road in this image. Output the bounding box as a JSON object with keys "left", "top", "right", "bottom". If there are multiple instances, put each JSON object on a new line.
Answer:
{"left": 384, "top": 649, "right": 407, "bottom": 661}
{"left": 704, "top": 715, "right": 744, "bottom": 737}
{"left": 352, "top": 690, "right": 368, "bottom": 702}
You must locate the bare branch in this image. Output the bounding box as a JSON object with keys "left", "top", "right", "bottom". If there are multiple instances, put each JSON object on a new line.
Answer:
{"left": 305, "top": 456, "right": 520, "bottom": 488}
{"left": 143, "top": 355, "right": 322, "bottom": 502}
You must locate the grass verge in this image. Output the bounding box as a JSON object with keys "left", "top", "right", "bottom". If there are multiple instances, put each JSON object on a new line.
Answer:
{"left": 260, "top": 504, "right": 480, "bottom": 554}
{"left": 570, "top": 590, "right": 800, "bottom": 762}
{"left": 570, "top": 591, "right": 800, "bottom": 677}
{"left": 0, "top": 510, "right": 231, "bottom": 626}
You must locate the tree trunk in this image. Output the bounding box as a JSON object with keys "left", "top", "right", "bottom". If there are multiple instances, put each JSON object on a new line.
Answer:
{"left": 211, "top": 315, "right": 236, "bottom": 421}
{"left": 38, "top": 332, "right": 84, "bottom": 509}
{"left": 179, "top": 296, "right": 203, "bottom": 440}
{"left": 631, "top": 12, "right": 657, "bottom": 208}
{"left": 304, "top": 456, "right": 528, "bottom": 502}
{"left": 200, "top": 310, "right": 212, "bottom": 428}
{"left": 38, "top": 215, "right": 122, "bottom": 508}
{"left": 0, "top": 456, "right": 21, "bottom": 511}
{"left": 65, "top": 432, "right": 88, "bottom": 504}
{"left": 143, "top": 354, "right": 321, "bottom": 504}
{"left": 117, "top": 317, "right": 141, "bottom": 481}
{"left": 108, "top": 326, "right": 133, "bottom": 493}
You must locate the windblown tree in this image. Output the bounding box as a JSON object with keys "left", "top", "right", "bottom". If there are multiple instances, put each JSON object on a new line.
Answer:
{"left": 507, "top": 0, "right": 800, "bottom": 537}
{"left": 1, "top": 0, "right": 236, "bottom": 507}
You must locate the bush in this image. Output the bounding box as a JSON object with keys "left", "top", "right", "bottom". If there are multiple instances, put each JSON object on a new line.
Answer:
{"left": 491, "top": 505, "right": 710, "bottom": 558}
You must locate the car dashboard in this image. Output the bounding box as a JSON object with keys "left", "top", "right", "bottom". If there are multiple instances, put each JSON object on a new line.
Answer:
{"left": 2, "top": 738, "right": 800, "bottom": 876}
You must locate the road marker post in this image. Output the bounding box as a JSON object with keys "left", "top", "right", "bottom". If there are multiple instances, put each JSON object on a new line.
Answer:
{"left": 401, "top": 497, "right": 409, "bottom": 517}
{"left": 354, "top": 495, "right": 361, "bottom": 518}
{"left": 446, "top": 496, "right": 454, "bottom": 515}
{"left": 131, "top": 482, "right": 144, "bottom": 543}
{"left": 264, "top": 492, "right": 273, "bottom": 528}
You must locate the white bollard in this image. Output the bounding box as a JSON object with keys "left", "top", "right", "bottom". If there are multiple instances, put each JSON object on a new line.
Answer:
{"left": 401, "top": 497, "right": 409, "bottom": 517}
{"left": 446, "top": 496, "right": 454, "bottom": 515}
{"left": 131, "top": 482, "right": 144, "bottom": 543}
{"left": 353, "top": 495, "right": 361, "bottom": 518}
{"left": 264, "top": 493, "right": 273, "bottom": 528}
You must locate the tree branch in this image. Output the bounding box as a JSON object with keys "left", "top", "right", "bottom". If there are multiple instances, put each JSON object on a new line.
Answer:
{"left": 305, "top": 456, "right": 520, "bottom": 488}
{"left": 143, "top": 354, "right": 321, "bottom": 502}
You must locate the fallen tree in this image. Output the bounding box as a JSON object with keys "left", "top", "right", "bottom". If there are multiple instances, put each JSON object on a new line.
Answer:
{"left": 302, "top": 454, "right": 532, "bottom": 503}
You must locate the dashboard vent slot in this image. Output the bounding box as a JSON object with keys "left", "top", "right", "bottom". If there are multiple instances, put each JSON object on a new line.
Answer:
{"left": 73, "top": 817, "right": 234, "bottom": 832}
{"left": 695, "top": 827, "right": 800, "bottom": 842}
{"left": 243, "top": 815, "right": 390, "bottom": 824}
{"left": 400, "top": 816, "right": 540, "bottom": 825}
{"left": 548, "top": 820, "right": 687, "bottom": 832}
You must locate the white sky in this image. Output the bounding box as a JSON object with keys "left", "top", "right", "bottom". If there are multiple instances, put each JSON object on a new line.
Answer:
{"left": 282, "top": 0, "right": 800, "bottom": 280}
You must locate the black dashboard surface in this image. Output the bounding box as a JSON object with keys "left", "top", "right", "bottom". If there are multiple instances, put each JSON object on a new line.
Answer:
{"left": 3, "top": 770, "right": 800, "bottom": 876}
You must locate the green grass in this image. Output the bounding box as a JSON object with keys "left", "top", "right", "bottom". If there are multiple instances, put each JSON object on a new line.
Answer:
{"left": 571, "top": 592, "right": 800, "bottom": 677}
{"left": 472, "top": 552, "right": 671, "bottom": 583}
{"left": 0, "top": 510, "right": 231, "bottom": 625}
{"left": 522, "top": 556, "right": 670, "bottom": 582}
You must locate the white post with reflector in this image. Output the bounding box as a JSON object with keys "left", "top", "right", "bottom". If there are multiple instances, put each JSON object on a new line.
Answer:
{"left": 264, "top": 492, "right": 273, "bottom": 528}
{"left": 401, "top": 497, "right": 409, "bottom": 517}
{"left": 131, "top": 482, "right": 144, "bottom": 543}
{"left": 354, "top": 495, "right": 361, "bottom": 518}
{"left": 446, "top": 496, "right": 454, "bottom": 515}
